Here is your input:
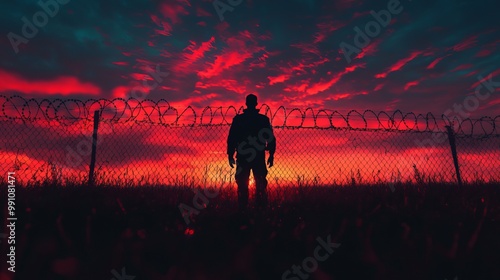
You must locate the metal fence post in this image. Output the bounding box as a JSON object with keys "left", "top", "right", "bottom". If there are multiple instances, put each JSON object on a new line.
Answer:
{"left": 445, "top": 125, "right": 462, "bottom": 186}
{"left": 88, "top": 110, "right": 100, "bottom": 186}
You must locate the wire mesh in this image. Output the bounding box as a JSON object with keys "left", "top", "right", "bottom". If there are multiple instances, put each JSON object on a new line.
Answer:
{"left": 1, "top": 95, "right": 499, "bottom": 186}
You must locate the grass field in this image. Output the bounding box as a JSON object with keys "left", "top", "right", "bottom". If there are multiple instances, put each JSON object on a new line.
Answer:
{"left": 1, "top": 181, "right": 500, "bottom": 280}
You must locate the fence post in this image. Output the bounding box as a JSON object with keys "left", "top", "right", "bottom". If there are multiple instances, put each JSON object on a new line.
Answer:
{"left": 445, "top": 125, "right": 462, "bottom": 186}
{"left": 88, "top": 110, "right": 100, "bottom": 186}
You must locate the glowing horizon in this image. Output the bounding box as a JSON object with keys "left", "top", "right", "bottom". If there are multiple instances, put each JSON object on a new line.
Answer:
{"left": 3, "top": 116, "right": 499, "bottom": 187}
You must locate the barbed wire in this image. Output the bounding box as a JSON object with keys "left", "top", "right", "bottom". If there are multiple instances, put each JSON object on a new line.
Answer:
{"left": 1, "top": 95, "right": 499, "bottom": 136}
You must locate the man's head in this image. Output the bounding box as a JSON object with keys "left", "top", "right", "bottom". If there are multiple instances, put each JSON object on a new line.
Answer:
{"left": 245, "top": 94, "right": 258, "bottom": 108}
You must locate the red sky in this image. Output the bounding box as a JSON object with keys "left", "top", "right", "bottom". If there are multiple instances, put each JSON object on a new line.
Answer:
{"left": 1, "top": 0, "right": 499, "bottom": 185}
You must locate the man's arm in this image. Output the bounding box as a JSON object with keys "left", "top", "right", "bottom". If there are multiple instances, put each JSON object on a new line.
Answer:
{"left": 227, "top": 117, "right": 238, "bottom": 167}
{"left": 265, "top": 117, "right": 276, "bottom": 167}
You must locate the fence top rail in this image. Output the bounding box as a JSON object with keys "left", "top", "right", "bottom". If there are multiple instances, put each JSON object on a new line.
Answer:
{"left": 1, "top": 95, "right": 499, "bottom": 136}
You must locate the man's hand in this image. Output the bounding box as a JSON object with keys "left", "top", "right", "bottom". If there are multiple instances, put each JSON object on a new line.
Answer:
{"left": 228, "top": 155, "right": 235, "bottom": 168}
{"left": 267, "top": 155, "right": 274, "bottom": 167}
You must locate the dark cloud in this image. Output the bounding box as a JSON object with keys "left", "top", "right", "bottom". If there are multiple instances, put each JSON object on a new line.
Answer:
{"left": 0, "top": 0, "right": 498, "bottom": 116}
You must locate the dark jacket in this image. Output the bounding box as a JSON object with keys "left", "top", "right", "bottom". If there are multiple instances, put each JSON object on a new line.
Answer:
{"left": 227, "top": 108, "right": 276, "bottom": 160}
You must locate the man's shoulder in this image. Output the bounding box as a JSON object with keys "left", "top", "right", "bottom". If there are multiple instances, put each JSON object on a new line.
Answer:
{"left": 231, "top": 114, "right": 244, "bottom": 125}
{"left": 258, "top": 113, "right": 270, "bottom": 121}
{"left": 235, "top": 110, "right": 270, "bottom": 122}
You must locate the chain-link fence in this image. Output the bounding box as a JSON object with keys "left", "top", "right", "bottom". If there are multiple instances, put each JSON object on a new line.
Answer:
{"left": 1, "top": 96, "right": 499, "bottom": 186}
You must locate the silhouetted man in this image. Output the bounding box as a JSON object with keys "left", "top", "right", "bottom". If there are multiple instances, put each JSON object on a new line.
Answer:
{"left": 227, "top": 94, "right": 276, "bottom": 212}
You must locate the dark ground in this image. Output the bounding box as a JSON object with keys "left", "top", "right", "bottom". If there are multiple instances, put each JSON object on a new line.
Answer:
{"left": 1, "top": 182, "right": 500, "bottom": 280}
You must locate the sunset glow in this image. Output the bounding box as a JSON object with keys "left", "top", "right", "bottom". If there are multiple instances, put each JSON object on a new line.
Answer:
{"left": 1, "top": 0, "right": 499, "bottom": 187}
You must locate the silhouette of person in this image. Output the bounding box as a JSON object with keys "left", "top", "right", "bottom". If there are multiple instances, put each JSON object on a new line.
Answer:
{"left": 227, "top": 94, "right": 276, "bottom": 212}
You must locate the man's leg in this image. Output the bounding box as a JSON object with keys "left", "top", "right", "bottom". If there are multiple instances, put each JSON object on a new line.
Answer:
{"left": 253, "top": 159, "right": 268, "bottom": 209}
{"left": 235, "top": 160, "right": 251, "bottom": 212}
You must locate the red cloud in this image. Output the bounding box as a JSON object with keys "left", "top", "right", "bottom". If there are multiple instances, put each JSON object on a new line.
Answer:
{"left": 474, "top": 39, "right": 499, "bottom": 57}
{"left": 388, "top": 51, "right": 423, "bottom": 72}
{"left": 426, "top": 55, "right": 450, "bottom": 69}
{"left": 304, "top": 63, "right": 363, "bottom": 96}
{"left": 328, "top": 93, "right": 351, "bottom": 100}
{"left": 0, "top": 69, "right": 101, "bottom": 96}
{"left": 283, "top": 82, "right": 309, "bottom": 93}
{"left": 198, "top": 32, "right": 264, "bottom": 79}
{"left": 374, "top": 84, "right": 384, "bottom": 91}
{"left": 111, "top": 84, "right": 153, "bottom": 99}
{"left": 470, "top": 69, "right": 500, "bottom": 90}
{"left": 183, "top": 37, "right": 216, "bottom": 61}
{"left": 273, "top": 57, "right": 329, "bottom": 82}
{"left": 404, "top": 80, "right": 419, "bottom": 91}
{"left": 195, "top": 79, "right": 248, "bottom": 94}
{"left": 355, "top": 39, "right": 381, "bottom": 60}
{"left": 268, "top": 74, "right": 291, "bottom": 85}
{"left": 196, "top": 6, "right": 211, "bottom": 17}
{"left": 451, "top": 63, "right": 473, "bottom": 72}
{"left": 198, "top": 50, "right": 253, "bottom": 78}
{"left": 150, "top": 14, "right": 173, "bottom": 36}
{"left": 111, "top": 86, "right": 130, "bottom": 99}
{"left": 291, "top": 42, "right": 321, "bottom": 56}
{"left": 475, "top": 49, "right": 492, "bottom": 57}
{"left": 169, "top": 93, "right": 219, "bottom": 108}
{"left": 249, "top": 51, "right": 270, "bottom": 69}
{"left": 449, "top": 35, "right": 478, "bottom": 52}
{"left": 375, "top": 50, "right": 424, "bottom": 78}
{"left": 313, "top": 20, "right": 345, "bottom": 43}
{"left": 159, "top": 1, "right": 190, "bottom": 24}
{"left": 113, "top": 61, "right": 129, "bottom": 66}
{"left": 172, "top": 37, "right": 216, "bottom": 73}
